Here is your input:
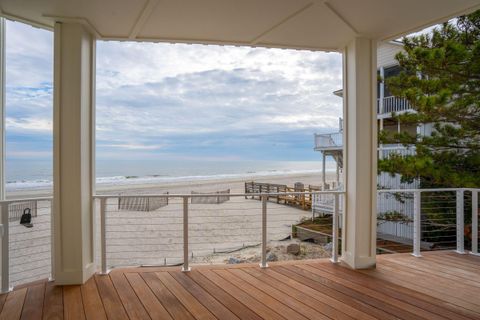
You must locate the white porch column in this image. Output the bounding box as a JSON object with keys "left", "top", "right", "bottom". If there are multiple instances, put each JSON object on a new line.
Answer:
{"left": 53, "top": 22, "right": 96, "bottom": 284}
{"left": 0, "top": 18, "right": 5, "bottom": 200}
{"left": 341, "top": 37, "right": 377, "bottom": 269}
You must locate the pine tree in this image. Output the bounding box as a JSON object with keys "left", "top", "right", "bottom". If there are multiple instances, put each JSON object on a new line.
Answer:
{"left": 379, "top": 10, "right": 480, "bottom": 188}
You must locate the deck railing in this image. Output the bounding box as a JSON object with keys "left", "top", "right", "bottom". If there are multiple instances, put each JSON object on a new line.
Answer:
{"left": 1, "top": 188, "right": 478, "bottom": 291}
{"left": 0, "top": 197, "right": 53, "bottom": 293}
{"left": 377, "top": 188, "right": 479, "bottom": 257}
{"left": 314, "top": 132, "right": 343, "bottom": 150}
{"left": 377, "top": 96, "right": 413, "bottom": 115}
{"left": 378, "top": 145, "right": 416, "bottom": 159}
{"left": 93, "top": 191, "right": 344, "bottom": 274}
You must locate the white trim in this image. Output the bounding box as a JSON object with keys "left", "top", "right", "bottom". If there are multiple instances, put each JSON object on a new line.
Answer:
{"left": 0, "top": 18, "right": 5, "bottom": 201}
{"left": 128, "top": 0, "right": 160, "bottom": 39}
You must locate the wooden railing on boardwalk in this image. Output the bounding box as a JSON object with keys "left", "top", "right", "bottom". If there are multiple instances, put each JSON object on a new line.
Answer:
{"left": 244, "top": 181, "right": 322, "bottom": 210}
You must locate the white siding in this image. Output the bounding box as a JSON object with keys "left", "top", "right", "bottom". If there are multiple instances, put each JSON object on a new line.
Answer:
{"left": 377, "top": 42, "right": 404, "bottom": 68}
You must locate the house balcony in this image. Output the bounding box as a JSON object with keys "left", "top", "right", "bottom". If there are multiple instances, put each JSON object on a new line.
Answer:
{"left": 314, "top": 133, "right": 415, "bottom": 161}
{"left": 377, "top": 96, "right": 414, "bottom": 117}
{"left": 314, "top": 132, "right": 343, "bottom": 152}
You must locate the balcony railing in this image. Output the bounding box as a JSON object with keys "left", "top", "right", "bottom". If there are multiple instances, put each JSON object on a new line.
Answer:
{"left": 377, "top": 96, "right": 413, "bottom": 115}
{"left": 0, "top": 197, "right": 53, "bottom": 292}
{"left": 377, "top": 188, "right": 479, "bottom": 256}
{"left": 314, "top": 132, "right": 343, "bottom": 150}
{"left": 313, "top": 188, "right": 479, "bottom": 255}
{"left": 378, "top": 145, "right": 416, "bottom": 159}
{"left": 0, "top": 188, "right": 478, "bottom": 291}
{"left": 93, "top": 191, "right": 344, "bottom": 274}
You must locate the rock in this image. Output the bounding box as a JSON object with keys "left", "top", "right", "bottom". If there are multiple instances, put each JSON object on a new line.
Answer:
{"left": 227, "top": 257, "right": 243, "bottom": 264}
{"left": 266, "top": 252, "right": 278, "bottom": 262}
{"left": 323, "top": 242, "right": 333, "bottom": 251}
{"left": 286, "top": 243, "right": 300, "bottom": 255}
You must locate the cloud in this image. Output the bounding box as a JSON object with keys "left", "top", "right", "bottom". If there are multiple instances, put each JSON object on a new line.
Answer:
{"left": 99, "top": 143, "right": 165, "bottom": 150}
{"left": 6, "top": 117, "right": 52, "bottom": 133}
{"left": 6, "top": 20, "right": 344, "bottom": 162}
{"left": 95, "top": 42, "right": 343, "bottom": 160}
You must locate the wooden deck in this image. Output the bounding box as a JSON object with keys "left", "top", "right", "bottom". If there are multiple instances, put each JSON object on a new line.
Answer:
{"left": 1, "top": 251, "right": 479, "bottom": 319}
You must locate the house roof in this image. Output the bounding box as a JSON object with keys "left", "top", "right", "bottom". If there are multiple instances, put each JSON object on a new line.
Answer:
{"left": 1, "top": 0, "right": 479, "bottom": 51}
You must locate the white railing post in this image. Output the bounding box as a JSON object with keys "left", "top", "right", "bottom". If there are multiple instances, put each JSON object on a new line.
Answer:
{"left": 412, "top": 191, "right": 422, "bottom": 257}
{"left": 330, "top": 193, "right": 339, "bottom": 263}
{"left": 472, "top": 190, "right": 478, "bottom": 256}
{"left": 182, "top": 196, "right": 190, "bottom": 272}
{"left": 456, "top": 190, "right": 465, "bottom": 254}
{"left": 49, "top": 199, "right": 55, "bottom": 281}
{"left": 100, "top": 197, "right": 108, "bottom": 274}
{"left": 1, "top": 202, "right": 10, "bottom": 292}
{"left": 260, "top": 195, "right": 268, "bottom": 268}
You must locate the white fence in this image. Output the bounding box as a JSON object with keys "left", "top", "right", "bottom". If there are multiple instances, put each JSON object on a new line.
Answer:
{"left": 378, "top": 145, "right": 416, "bottom": 159}
{"left": 377, "top": 96, "right": 413, "bottom": 115}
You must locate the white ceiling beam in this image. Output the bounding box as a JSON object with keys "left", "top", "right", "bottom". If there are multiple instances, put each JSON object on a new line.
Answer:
{"left": 129, "top": 0, "right": 160, "bottom": 40}
{"left": 249, "top": 2, "right": 314, "bottom": 45}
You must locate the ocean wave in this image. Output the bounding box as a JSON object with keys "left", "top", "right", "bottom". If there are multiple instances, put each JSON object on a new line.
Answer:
{"left": 6, "top": 168, "right": 326, "bottom": 191}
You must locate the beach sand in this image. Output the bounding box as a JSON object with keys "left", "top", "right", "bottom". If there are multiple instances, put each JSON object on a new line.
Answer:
{"left": 8, "top": 172, "right": 337, "bottom": 286}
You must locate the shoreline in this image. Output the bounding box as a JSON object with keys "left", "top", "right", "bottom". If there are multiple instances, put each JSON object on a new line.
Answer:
{"left": 6, "top": 171, "right": 337, "bottom": 199}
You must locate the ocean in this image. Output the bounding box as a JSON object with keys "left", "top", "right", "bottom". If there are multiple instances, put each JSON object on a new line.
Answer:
{"left": 6, "top": 159, "right": 336, "bottom": 191}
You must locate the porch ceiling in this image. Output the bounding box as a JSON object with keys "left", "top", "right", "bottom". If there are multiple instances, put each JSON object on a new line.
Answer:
{"left": 1, "top": 0, "right": 480, "bottom": 51}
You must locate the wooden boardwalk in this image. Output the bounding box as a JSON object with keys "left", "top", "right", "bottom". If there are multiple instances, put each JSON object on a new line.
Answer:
{"left": 1, "top": 251, "right": 479, "bottom": 319}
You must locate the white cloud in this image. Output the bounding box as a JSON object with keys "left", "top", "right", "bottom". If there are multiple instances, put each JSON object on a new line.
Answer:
{"left": 7, "top": 20, "right": 344, "bottom": 161}
{"left": 99, "top": 143, "right": 165, "bottom": 150}
{"left": 6, "top": 117, "right": 52, "bottom": 133}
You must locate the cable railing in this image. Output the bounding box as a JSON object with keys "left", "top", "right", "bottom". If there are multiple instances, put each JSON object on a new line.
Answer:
{"left": 93, "top": 191, "right": 344, "bottom": 273}
{"left": 0, "top": 188, "right": 477, "bottom": 291}
{"left": 0, "top": 197, "right": 53, "bottom": 292}
{"left": 377, "top": 188, "right": 479, "bottom": 257}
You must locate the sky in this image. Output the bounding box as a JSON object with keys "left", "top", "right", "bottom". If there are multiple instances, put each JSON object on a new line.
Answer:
{"left": 6, "top": 20, "right": 344, "bottom": 164}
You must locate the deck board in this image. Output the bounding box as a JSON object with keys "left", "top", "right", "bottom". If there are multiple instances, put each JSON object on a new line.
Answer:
{"left": 141, "top": 272, "right": 195, "bottom": 320}
{"left": 243, "top": 267, "right": 387, "bottom": 320}
{"left": 20, "top": 283, "right": 45, "bottom": 320}
{"left": 2, "top": 251, "right": 480, "bottom": 320}
{"left": 0, "top": 288, "right": 27, "bottom": 320}
{"left": 42, "top": 281, "right": 63, "bottom": 320}
{"left": 170, "top": 271, "right": 239, "bottom": 320}
{"left": 63, "top": 286, "right": 85, "bottom": 320}
{"left": 81, "top": 277, "right": 107, "bottom": 320}
{"left": 316, "top": 261, "right": 474, "bottom": 320}
{"left": 124, "top": 273, "right": 173, "bottom": 320}
{"left": 186, "top": 271, "right": 262, "bottom": 320}
{"left": 110, "top": 272, "right": 151, "bottom": 320}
